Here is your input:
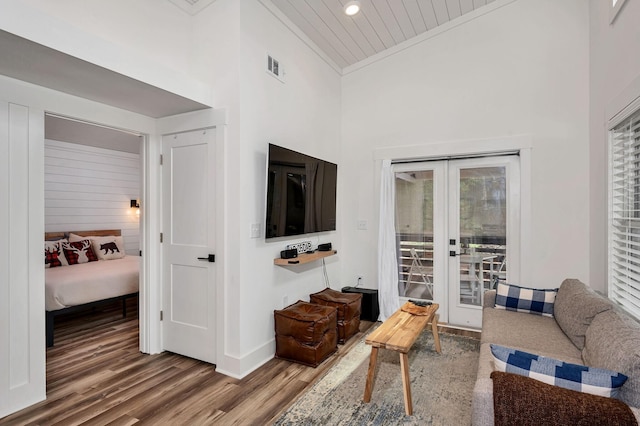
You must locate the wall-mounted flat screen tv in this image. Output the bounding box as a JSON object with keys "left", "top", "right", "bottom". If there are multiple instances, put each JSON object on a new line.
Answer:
{"left": 265, "top": 144, "right": 337, "bottom": 239}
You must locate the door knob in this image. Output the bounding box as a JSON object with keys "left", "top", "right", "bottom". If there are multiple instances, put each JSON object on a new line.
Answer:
{"left": 197, "top": 254, "right": 215, "bottom": 262}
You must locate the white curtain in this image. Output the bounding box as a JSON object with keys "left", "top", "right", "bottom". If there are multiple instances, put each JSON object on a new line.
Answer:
{"left": 378, "top": 159, "right": 400, "bottom": 321}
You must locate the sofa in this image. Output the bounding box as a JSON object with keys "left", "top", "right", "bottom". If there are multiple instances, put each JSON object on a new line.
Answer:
{"left": 472, "top": 278, "right": 640, "bottom": 425}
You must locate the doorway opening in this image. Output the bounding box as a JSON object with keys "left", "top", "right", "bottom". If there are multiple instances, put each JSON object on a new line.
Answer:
{"left": 43, "top": 113, "right": 144, "bottom": 356}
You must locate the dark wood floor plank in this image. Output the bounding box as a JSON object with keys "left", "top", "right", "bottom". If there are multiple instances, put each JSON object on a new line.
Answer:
{"left": 219, "top": 377, "right": 310, "bottom": 426}
{"left": 127, "top": 374, "right": 236, "bottom": 424}
{"left": 102, "top": 414, "right": 139, "bottom": 426}
{"left": 79, "top": 364, "right": 220, "bottom": 426}
{"left": 216, "top": 359, "right": 301, "bottom": 413}
{"left": 48, "top": 366, "right": 186, "bottom": 426}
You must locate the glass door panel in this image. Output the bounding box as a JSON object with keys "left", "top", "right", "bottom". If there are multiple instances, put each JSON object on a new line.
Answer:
{"left": 448, "top": 156, "right": 519, "bottom": 329}
{"left": 395, "top": 170, "right": 434, "bottom": 300}
{"left": 457, "top": 166, "right": 506, "bottom": 306}
{"left": 394, "top": 162, "right": 446, "bottom": 312}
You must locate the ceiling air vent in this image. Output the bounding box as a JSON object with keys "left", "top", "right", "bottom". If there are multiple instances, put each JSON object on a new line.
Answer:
{"left": 266, "top": 54, "right": 285, "bottom": 83}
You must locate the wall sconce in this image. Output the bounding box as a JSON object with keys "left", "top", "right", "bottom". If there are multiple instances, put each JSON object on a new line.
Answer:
{"left": 131, "top": 199, "right": 140, "bottom": 216}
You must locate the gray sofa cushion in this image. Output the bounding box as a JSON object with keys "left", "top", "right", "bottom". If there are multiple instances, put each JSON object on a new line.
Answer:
{"left": 554, "top": 278, "right": 613, "bottom": 350}
{"left": 583, "top": 309, "right": 640, "bottom": 407}
{"left": 481, "top": 307, "right": 582, "bottom": 363}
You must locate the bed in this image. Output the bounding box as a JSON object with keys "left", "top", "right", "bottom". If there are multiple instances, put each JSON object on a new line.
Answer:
{"left": 44, "top": 229, "right": 139, "bottom": 347}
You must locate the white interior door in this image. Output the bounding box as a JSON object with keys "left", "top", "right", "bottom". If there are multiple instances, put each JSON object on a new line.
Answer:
{"left": 162, "top": 128, "right": 216, "bottom": 364}
{"left": 448, "top": 156, "right": 520, "bottom": 328}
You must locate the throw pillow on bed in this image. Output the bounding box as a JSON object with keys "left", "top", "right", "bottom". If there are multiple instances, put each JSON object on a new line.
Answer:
{"left": 494, "top": 282, "right": 557, "bottom": 317}
{"left": 69, "top": 232, "right": 97, "bottom": 242}
{"left": 44, "top": 239, "right": 69, "bottom": 267}
{"left": 90, "top": 236, "right": 126, "bottom": 261}
{"left": 44, "top": 241, "right": 62, "bottom": 268}
{"left": 61, "top": 240, "right": 99, "bottom": 265}
{"left": 491, "top": 344, "right": 628, "bottom": 398}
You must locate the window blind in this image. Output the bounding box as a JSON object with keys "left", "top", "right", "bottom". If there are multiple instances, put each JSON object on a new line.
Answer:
{"left": 610, "top": 108, "right": 640, "bottom": 319}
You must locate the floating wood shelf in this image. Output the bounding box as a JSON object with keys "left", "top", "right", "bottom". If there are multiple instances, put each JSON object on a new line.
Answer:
{"left": 274, "top": 250, "right": 337, "bottom": 266}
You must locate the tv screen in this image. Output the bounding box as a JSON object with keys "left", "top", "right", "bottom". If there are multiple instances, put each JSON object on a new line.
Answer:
{"left": 265, "top": 144, "right": 337, "bottom": 239}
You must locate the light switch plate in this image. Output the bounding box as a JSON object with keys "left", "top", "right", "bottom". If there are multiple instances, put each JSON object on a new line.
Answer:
{"left": 250, "top": 223, "right": 261, "bottom": 238}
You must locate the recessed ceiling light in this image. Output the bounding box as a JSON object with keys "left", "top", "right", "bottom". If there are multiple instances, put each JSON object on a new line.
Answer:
{"left": 344, "top": 1, "right": 361, "bottom": 16}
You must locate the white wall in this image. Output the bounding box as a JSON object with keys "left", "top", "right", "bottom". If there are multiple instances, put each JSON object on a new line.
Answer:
{"left": 17, "top": 0, "right": 193, "bottom": 75}
{"left": 589, "top": 0, "right": 640, "bottom": 293}
{"left": 236, "top": 0, "right": 341, "bottom": 375}
{"left": 44, "top": 139, "right": 141, "bottom": 254}
{"left": 188, "top": 0, "right": 342, "bottom": 377}
{"left": 341, "top": 0, "right": 590, "bottom": 291}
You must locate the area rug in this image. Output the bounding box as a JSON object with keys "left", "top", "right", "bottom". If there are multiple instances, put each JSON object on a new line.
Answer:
{"left": 274, "top": 330, "right": 480, "bottom": 426}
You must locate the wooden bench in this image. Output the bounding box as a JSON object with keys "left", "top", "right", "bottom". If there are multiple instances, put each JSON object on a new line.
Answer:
{"left": 363, "top": 302, "right": 441, "bottom": 415}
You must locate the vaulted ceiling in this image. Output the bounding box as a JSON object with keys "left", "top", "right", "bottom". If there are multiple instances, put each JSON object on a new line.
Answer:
{"left": 267, "top": 0, "right": 498, "bottom": 69}
{"left": 169, "top": 0, "right": 499, "bottom": 70}
{"left": 2, "top": 0, "right": 503, "bottom": 150}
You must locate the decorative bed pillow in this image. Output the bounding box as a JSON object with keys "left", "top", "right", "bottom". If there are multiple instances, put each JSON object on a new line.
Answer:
{"left": 69, "top": 232, "right": 120, "bottom": 242}
{"left": 44, "top": 239, "right": 69, "bottom": 267}
{"left": 90, "top": 236, "right": 125, "bottom": 260}
{"left": 69, "top": 232, "right": 98, "bottom": 242}
{"left": 44, "top": 241, "right": 62, "bottom": 268}
{"left": 491, "top": 344, "right": 628, "bottom": 398}
{"left": 61, "top": 240, "right": 99, "bottom": 265}
{"left": 494, "top": 282, "right": 557, "bottom": 317}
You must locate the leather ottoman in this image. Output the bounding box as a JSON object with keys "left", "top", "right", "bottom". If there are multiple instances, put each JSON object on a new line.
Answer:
{"left": 310, "top": 288, "right": 362, "bottom": 344}
{"left": 274, "top": 301, "right": 338, "bottom": 367}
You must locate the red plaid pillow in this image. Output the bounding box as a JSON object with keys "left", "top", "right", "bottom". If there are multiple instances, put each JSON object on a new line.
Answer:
{"left": 62, "top": 240, "right": 99, "bottom": 265}
{"left": 44, "top": 244, "right": 62, "bottom": 268}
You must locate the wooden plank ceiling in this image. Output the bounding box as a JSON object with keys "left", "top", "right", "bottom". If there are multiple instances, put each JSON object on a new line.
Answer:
{"left": 268, "top": 0, "right": 497, "bottom": 69}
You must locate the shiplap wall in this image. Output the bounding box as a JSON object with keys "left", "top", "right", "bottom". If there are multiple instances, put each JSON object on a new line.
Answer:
{"left": 44, "top": 139, "right": 141, "bottom": 255}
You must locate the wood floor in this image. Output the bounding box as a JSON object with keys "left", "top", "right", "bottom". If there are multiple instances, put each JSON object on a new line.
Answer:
{"left": 1, "top": 300, "right": 480, "bottom": 425}
{"left": 0, "top": 298, "right": 376, "bottom": 425}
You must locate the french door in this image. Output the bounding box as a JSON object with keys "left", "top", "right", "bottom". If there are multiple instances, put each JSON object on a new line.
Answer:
{"left": 394, "top": 155, "right": 520, "bottom": 328}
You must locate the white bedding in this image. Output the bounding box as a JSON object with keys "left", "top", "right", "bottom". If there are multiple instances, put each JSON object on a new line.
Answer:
{"left": 45, "top": 255, "right": 140, "bottom": 311}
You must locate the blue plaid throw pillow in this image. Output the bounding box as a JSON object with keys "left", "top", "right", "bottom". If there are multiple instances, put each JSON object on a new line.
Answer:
{"left": 491, "top": 344, "right": 628, "bottom": 398}
{"left": 494, "top": 282, "right": 557, "bottom": 317}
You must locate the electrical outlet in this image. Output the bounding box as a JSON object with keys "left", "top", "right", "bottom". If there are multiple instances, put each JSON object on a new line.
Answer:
{"left": 357, "top": 275, "right": 363, "bottom": 286}
{"left": 357, "top": 220, "right": 367, "bottom": 230}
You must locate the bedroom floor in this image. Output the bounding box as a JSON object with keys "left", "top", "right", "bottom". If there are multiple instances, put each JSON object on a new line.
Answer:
{"left": 0, "top": 298, "right": 374, "bottom": 425}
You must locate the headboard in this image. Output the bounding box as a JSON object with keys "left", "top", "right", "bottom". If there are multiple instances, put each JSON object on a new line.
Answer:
{"left": 45, "top": 229, "right": 122, "bottom": 240}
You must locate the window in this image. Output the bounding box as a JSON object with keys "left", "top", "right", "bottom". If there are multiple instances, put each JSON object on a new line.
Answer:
{"left": 609, "top": 107, "right": 640, "bottom": 318}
